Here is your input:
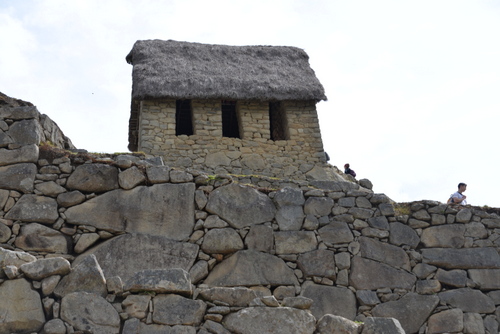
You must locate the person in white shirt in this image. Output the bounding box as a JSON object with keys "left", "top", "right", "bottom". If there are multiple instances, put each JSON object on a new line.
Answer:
{"left": 448, "top": 183, "right": 467, "bottom": 205}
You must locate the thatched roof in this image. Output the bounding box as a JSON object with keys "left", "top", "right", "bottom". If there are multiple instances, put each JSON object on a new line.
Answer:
{"left": 126, "top": 39, "right": 327, "bottom": 102}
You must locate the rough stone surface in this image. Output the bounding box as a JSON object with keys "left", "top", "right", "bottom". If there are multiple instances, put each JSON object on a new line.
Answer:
{"left": 5, "top": 194, "right": 58, "bottom": 224}
{"left": 297, "top": 249, "right": 336, "bottom": 279}
{"left": 153, "top": 294, "right": 206, "bottom": 326}
{"left": 223, "top": 307, "right": 316, "bottom": 334}
{"left": 427, "top": 308, "right": 463, "bottom": 334}
{"left": 19, "top": 257, "right": 70, "bottom": 280}
{"left": 53, "top": 254, "right": 108, "bottom": 298}
{"left": 60, "top": 292, "right": 120, "bottom": 334}
{"left": 468, "top": 269, "right": 500, "bottom": 290}
{"left": 0, "top": 278, "right": 45, "bottom": 334}
{"left": 201, "top": 228, "right": 244, "bottom": 254}
{"left": 318, "top": 221, "right": 354, "bottom": 245}
{"left": 359, "top": 236, "right": 411, "bottom": 271}
{"left": 0, "top": 144, "right": 38, "bottom": 166}
{"left": 14, "top": 223, "right": 70, "bottom": 253}
{"left": 422, "top": 247, "right": 500, "bottom": 269}
{"left": 203, "top": 250, "right": 299, "bottom": 287}
{"left": 301, "top": 282, "right": 356, "bottom": 320}
{"left": 124, "top": 268, "right": 192, "bottom": 295}
{"left": 421, "top": 224, "right": 466, "bottom": 248}
{"left": 66, "top": 163, "right": 119, "bottom": 192}
{"left": 438, "top": 288, "right": 496, "bottom": 313}
{"left": 274, "top": 231, "right": 317, "bottom": 254}
{"left": 350, "top": 256, "right": 416, "bottom": 290}
{"left": 65, "top": 183, "right": 195, "bottom": 240}
{"left": 244, "top": 224, "right": 274, "bottom": 252}
{"left": 389, "top": 221, "right": 420, "bottom": 248}
{"left": 315, "top": 314, "right": 360, "bottom": 334}
{"left": 198, "top": 287, "right": 265, "bottom": 307}
{"left": 372, "top": 293, "right": 439, "bottom": 334}
{"left": 361, "top": 317, "right": 405, "bottom": 334}
{"left": 206, "top": 183, "right": 276, "bottom": 228}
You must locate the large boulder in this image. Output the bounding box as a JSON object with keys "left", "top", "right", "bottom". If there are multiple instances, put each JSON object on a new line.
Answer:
{"left": 5, "top": 194, "right": 58, "bottom": 224}
{"left": 73, "top": 233, "right": 198, "bottom": 282}
{"left": 438, "top": 288, "right": 496, "bottom": 313}
{"left": 420, "top": 224, "right": 466, "bottom": 248}
{"left": 0, "top": 278, "right": 45, "bottom": 334}
{"left": 223, "top": 307, "right": 316, "bottom": 334}
{"left": 0, "top": 163, "right": 37, "bottom": 193}
{"left": 349, "top": 256, "right": 416, "bottom": 290}
{"left": 359, "top": 236, "right": 411, "bottom": 271}
{"left": 300, "top": 282, "right": 356, "bottom": 320}
{"left": 66, "top": 163, "right": 119, "bottom": 192}
{"left": 203, "top": 250, "right": 299, "bottom": 287}
{"left": 206, "top": 183, "right": 276, "bottom": 228}
{"left": 60, "top": 292, "right": 120, "bottom": 334}
{"left": 14, "top": 223, "right": 70, "bottom": 253}
{"left": 422, "top": 248, "right": 500, "bottom": 269}
{"left": 0, "top": 144, "right": 38, "bottom": 166}
{"left": 372, "top": 293, "right": 439, "bottom": 334}
{"left": 65, "top": 183, "right": 195, "bottom": 240}
{"left": 152, "top": 294, "right": 206, "bottom": 326}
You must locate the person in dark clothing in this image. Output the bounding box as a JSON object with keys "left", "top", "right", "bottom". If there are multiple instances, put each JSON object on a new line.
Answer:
{"left": 344, "top": 163, "right": 356, "bottom": 178}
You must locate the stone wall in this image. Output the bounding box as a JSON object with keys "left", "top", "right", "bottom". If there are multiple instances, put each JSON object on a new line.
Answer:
{"left": 1, "top": 99, "right": 500, "bottom": 334}
{"left": 137, "top": 99, "right": 329, "bottom": 180}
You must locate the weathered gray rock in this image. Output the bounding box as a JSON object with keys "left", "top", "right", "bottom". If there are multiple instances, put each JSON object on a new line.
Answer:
{"left": 422, "top": 247, "right": 500, "bottom": 269}
{"left": 349, "top": 256, "right": 416, "bottom": 290}
{"left": 241, "top": 153, "right": 266, "bottom": 169}
{"left": 372, "top": 293, "right": 439, "bottom": 334}
{"left": 275, "top": 205, "right": 305, "bottom": 230}
{"left": 153, "top": 294, "right": 206, "bottom": 326}
{"left": 124, "top": 268, "right": 192, "bottom": 295}
{"left": 468, "top": 269, "right": 500, "bottom": 290}
{"left": 146, "top": 165, "right": 171, "bottom": 184}
{"left": 54, "top": 254, "right": 107, "bottom": 298}
{"left": 0, "top": 130, "right": 13, "bottom": 148}
{"left": 0, "top": 144, "right": 38, "bottom": 166}
{"left": 0, "top": 222, "right": 11, "bottom": 243}
{"left": 122, "top": 294, "right": 151, "bottom": 319}
{"left": 14, "top": 223, "right": 70, "bottom": 253}
{"left": 389, "top": 222, "right": 420, "bottom": 248}
{"left": 203, "top": 250, "right": 298, "bottom": 286}
{"left": 41, "top": 275, "right": 61, "bottom": 296}
{"left": 118, "top": 166, "right": 146, "bottom": 189}
{"left": 5, "top": 194, "right": 58, "bottom": 224}
{"left": 456, "top": 208, "right": 473, "bottom": 223}
{"left": 198, "top": 287, "right": 267, "bottom": 307}
{"left": 359, "top": 236, "right": 411, "bottom": 271}
{"left": 297, "top": 249, "right": 336, "bottom": 279}
{"left": 361, "top": 317, "right": 405, "bottom": 334}
{"left": 35, "top": 181, "right": 66, "bottom": 197}
{"left": 223, "top": 307, "right": 316, "bottom": 334}
{"left": 189, "top": 260, "right": 208, "bottom": 284}
{"left": 206, "top": 184, "right": 276, "bottom": 228}
{"left": 315, "top": 314, "right": 360, "bottom": 334}
{"left": 65, "top": 183, "right": 195, "bottom": 240}
{"left": 435, "top": 268, "right": 467, "bottom": 287}
{"left": 6, "top": 119, "right": 42, "bottom": 145}
{"left": 56, "top": 190, "right": 85, "bottom": 207}
{"left": 367, "top": 216, "right": 389, "bottom": 230}
{"left": 274, "top": 231, "right": 317, "bottom": 254}
{"left": 66, "top": 163, "right": 119, "bottom": 192}
{"left": 0, "top": 278, "right": 45, "bottom": 334}
{"left": 304, "top": 196, "right": 334, "bottom": 216}
{"left": 0, "top": 189, "right": 8, "bottom": 208}
{"left": 421, "top": 224, "right": 465, "bottom": 248}
{"left": 427, "top": 308, "right": 463, "bottom": 334}
{"left": 201, "top": 228, "right": 244, "bottom": 254}
{"left": 74, "top": 232, "right": 100, "bottom": 253}
{"left": 301, "top": 282, "right": 356, "bottom": 320}
{"left": 19, "top": 257, "right": 70, "bottom": 280}
{"left": 42, "top": 319, "right": 67, "bottom": 334}
{"left": 73, "top": 233, "right": 198, "bottom": 282}
{"left": 0, "top": 248, "right": 37, "bottom": 272}
{"left": 465, "top": 222, "right": 488, "bottom": 238}
{"left": 463, "top": 312, "right": 485, "bottom": 334}
{"left": 356, "top": 290, "right": 380, "bottom": 306}
{"left": 483, "top": 315, "right": 499, "bottom": 334}
{"left": 438, "top": 288, "right": 496, "bottom": 313}
{"left": 318, "top": 221, "right": 354, "bottom": 245}
{"left": 0, "top": 105, "right": 38, "bottom": 119}
{"left": 245, "top": 224, "right": 274, "bottom": 252}
{"left": 274, "top": 187, "right": 305, "bottom": 207}
{"left": 416, "top": 279, "right": 441, "bottom": 294}
{"left": 60, "top": 292, "right": 120, "bottom": 334}
{"left": 123, "top": 317, "right": 197, "bottom": 334}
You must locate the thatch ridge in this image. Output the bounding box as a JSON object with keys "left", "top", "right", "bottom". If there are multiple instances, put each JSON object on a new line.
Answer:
{"left": 126, "top": 39, "right": 327, "bottom": 102}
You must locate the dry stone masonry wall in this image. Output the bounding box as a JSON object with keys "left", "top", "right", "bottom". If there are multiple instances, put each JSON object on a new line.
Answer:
{"left": 1, "top": 99, "right": 500, "bottom": 334}
{"left": 138, "top": 99, "right": 331, "bottom": 181}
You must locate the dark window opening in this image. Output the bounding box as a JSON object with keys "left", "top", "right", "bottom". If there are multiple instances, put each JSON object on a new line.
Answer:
{"left": 269, "top": 101, "right": 289, "bottom": 140}
{"left": 176, "top": 100, "right": 193, "bottom": 136}
{"left": 221, "top": 100, "right": 240, "bottom": 138}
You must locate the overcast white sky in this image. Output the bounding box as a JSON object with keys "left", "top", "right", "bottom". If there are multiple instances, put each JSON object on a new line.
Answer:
{"left": 1, "top": 0, "right": 499, "bottom": 207}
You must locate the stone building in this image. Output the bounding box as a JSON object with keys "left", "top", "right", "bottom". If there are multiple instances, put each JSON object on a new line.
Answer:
{"left": 126, "top": 39, "right": 331, "bottom": 179}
